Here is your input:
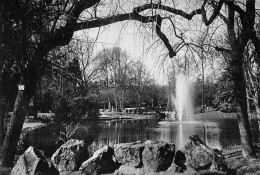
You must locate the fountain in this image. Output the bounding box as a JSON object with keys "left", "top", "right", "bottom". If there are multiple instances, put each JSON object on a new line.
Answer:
{"left": 173, "top": 74, "right": 194, "bottom": 122}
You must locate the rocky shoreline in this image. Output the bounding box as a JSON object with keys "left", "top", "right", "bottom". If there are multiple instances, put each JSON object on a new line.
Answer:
{"left": 11, "top": 135, "right": 230, "bottom": 175}
{"left": 3, "top": 134, "right": 260, "bottom": 175}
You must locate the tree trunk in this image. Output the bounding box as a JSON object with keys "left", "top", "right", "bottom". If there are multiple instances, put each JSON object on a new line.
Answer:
{"left": 229, "top": 48, "right": 255, "bottom": 158}
{"left": 253, "top": 93, "right": 260, "bottom": 132}
{"left": 1, "top": 77, "right": 35, "bottom": 167}
{"left": 256, "top": 105, "right": 260, "bottom": 120}
{"left": 201, "top": 58, "right": 205, "bottom": 112}
{"left": 253, "top": 92, "right": 260, "bottom": 120}
{"left": 0, "top": 0, "right": 4, "bottom": 147}
{"left": 0, "top": 80, "right": 4, "bottom": 146}
{"left": 246, "top": 88, "right": 251, "bottom": 115}
{"left": 121, "top": 91, "right": 124, "bottom": 109}
{"left": 33, "top": 94, "right": 38, "bottom": 119}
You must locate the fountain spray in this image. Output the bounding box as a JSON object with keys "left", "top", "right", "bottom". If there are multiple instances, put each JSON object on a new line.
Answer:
{"left": 174, "top": 75, "right": 194, "bottom": 122}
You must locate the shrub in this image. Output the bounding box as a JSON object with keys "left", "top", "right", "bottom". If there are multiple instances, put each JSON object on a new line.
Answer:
{"left": 54, "top": 96, "right": 100, "bottom": 123}
{"left": 219, "top": 102, "right": 237, "bottom": 113}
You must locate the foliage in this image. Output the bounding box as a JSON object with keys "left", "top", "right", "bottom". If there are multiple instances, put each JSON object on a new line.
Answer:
{"left": 213, "top": 71, "right": 237, "bottom": 112}
{"left": 39, "top": 90, "right": 55, "bottom": 112}
{"left": 54, "top": 96, "right": 100, "bottom": 123}
{"left": 56, "top": 122, "right": 80, "bottom": 146}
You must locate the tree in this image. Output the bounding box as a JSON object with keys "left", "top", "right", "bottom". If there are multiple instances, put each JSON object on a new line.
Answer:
{"left": 244, "top": 41, "right": 260, "bottom": 119}
{"left": 213, "top": 1, "right": 259, "bottom": 157}
{"left": 213, "top": 71, "right": 236, "bottom": 112}
{"left": 2, "top": 0, "right": 260, "bottom": 166}
{"left": 96, "top": 47, "right": 132, "bottom": 110}
{"left": 0, "top": 0, "right": 4, "bottom": 146}
{"left": 67, "top": 39, "right": 102, "bottom": 94}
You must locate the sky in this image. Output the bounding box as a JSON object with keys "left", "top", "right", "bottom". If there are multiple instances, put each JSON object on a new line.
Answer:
{"left": 73, "top": 0, "right": 260, "bottom": 85}
{"left": 74, "top": 20, "right": 169, "bottom": 85}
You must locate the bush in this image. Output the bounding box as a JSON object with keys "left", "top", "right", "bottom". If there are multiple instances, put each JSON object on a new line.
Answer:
{"left": 219, "top": 102, "right": 237, "bottom": 113}
{"left": 54, "top": 96, "right": 100, "bottom": 123}
{"left": 40, "top": 90, "right": 55, "bottom": 112}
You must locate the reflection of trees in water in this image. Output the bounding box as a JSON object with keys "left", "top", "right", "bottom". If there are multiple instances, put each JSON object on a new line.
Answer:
{"left": 24, "top": 119, "right": 242, "bottom": 157}
{"left": 24, "top": 123, "right": 65, "bottom": 157}
{"left": 72, "top": 121, "right": 103, "bottom": 155}
{"left": 204, "top": 121, "right": 240, "bottom": 150}
{"left": 24, "top": 120, "right": 157, "bottom": 157}
{"left": 76, "top": 119, "right": 157, "bottom": 153}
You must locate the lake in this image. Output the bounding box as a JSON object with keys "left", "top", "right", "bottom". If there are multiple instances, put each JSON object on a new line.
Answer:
{"left": 24, "top": 118, "right": 258, "bottom": 157}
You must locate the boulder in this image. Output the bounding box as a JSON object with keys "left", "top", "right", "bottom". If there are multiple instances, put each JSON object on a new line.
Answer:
{"left": 174, "top": 150, "right": 186, "bottom": 173}
{"left": 60, "top": 171, "right": 85, "bottom": 175}
{"left": 11, "top": 146, "right": 58, "bottom": 175}
{"left": 79, "top": 145, "right": 118, "bottom": 175}
{"left": 114, "top": 141, "right": 144, "bottom": 167}
{"left": 113, "top": 165, "right": 145, "bottom": 175}
{"left": 142, "top": 141, "right": 175, "bottom": 172}
{"left": 51, "top": 139, "right": 89, "bottom": 172}
{"left": 178, "top": 135, "right": 227, "bottom": 171}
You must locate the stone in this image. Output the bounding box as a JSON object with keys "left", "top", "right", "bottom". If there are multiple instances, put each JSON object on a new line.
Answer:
{"left": 11, "top": 146, "right": 57, "bottom": 175}
{"left": 49, "top": 162, "right": 60, "bottom": 175}
{"left": 142, "top": 141, "right": 175, "bottom": 172}
{"left": 114, "top": 141, "right": 144, "bottom": 168}
{"left": 51, "top": 139, "right": 89, "bottom": 172}
{"left": 178, "top": 135, "right": 227, "bottom": 171}
{"left": 79, "top": 145, "right": 118, "bottom": 175}
{"left": 210, "top": 149, "right": 228, "bottom": 171}
{"left": 174, "top": 150, "right": 186, "bottom": 173}
{"left": 113, "top": 165, "right": 145, "bottom": 175}
{"left": 60, "top": 171, "right": 85, "bottom": 175}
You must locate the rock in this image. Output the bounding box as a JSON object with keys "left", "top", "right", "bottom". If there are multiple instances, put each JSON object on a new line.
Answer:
{"left": 178, "top": 135, "right": 227, "bottom": 171}
{"left": 60, "top": 171, "right": 85, "bottom": 175}
{"left": 142, "top": 141, "right": 175, "bottom": 172}
{"left": 210, "top": 149, "right": 228, "bottom": 171}
{"left": 51, "top": 139, "right": 89, "bottom": 172}
{"left": 49, "top": 162, "right": 60, "bottom": 175}
{"left": 113, "top": 165, "right": 145, "bottom": 175}
{"left": 11, "top": 146, "right": 57, "bottom": 175}
{"left": 174, "top": 150, "right": 186, "bottom": 172}
{"left": 79, "top": 145, "right": 118, "bottom": 175}
{"left": 114, "top": 141, "right": 144, "bottom": 167}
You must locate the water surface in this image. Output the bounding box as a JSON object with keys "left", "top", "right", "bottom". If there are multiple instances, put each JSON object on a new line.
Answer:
{"left": 24, "top": 118, "right": 249, "bottom": 156}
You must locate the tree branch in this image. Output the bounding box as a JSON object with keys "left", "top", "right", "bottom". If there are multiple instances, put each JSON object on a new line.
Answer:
{"left": 49, "top": 0, "right": 101, "bottom": 47}
{"left": 209, "top": 1, "right": 228, "bottom": 25}
{"left": 224, "top": 1, "right": 245, "bottom": 17}
{"left": 215, "top": 46, "right": 231, "bottom": 54}
{"left": 74, "top": 12, "right": 176, "bottom": 57}
{"left": 155, "top": 15, "right": 176, "bottom": 57}
{"left": 250, "top": 31, "right": 260, "bottom": 65}
{"left": 226, "top": 1, "right": 236, "bottom": 45}
{"left": 201, "top": 0, "right": 224, "bottom": 26}
{"left": 133, "top": 4, "right": 201, "bottom": 20}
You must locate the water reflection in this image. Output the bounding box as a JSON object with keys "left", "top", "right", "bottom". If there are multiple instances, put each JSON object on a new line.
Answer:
{"left": 25, "top": 119, "right": 242, "bottom": 156}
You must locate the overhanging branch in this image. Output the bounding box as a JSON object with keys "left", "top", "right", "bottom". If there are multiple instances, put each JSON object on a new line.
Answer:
{"left": 74, "top": 12, "right": 176, "bottom": 57}
{"left": 155, "top": 15, "right": 176, "bottom": 57}
{"left": 133, "top": 4, "right": 201, "bottom": 20}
